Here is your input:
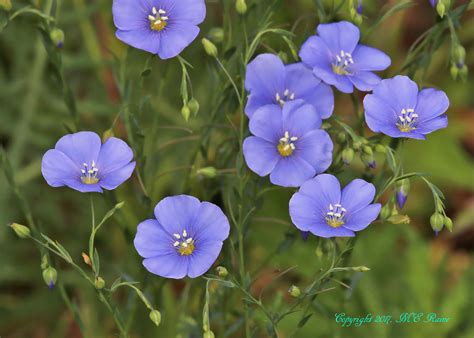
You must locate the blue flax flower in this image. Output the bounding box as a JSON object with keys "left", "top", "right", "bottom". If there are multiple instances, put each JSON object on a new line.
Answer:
{"left": 244, "top": 53, "right": 334, "bottom": 119}
{"left": 289, "top": 174, "right": 381, "bottom": 238}
{"left": 364, "top": 75, "right": 449, "bottom": 139}
{"left": 243, "top": 100, "right": 333, "bottom": 188}
{"left": 42, "top": 132, "right": 135, "bottom": 193}
{"left": 299, "top": 21, "right": 391, "bottom": 93}
{"left": 134, "top": 195, "right": 230, "bottom": 279}
{"left": 112, "top": 0, "right": 206, "bottom": 59}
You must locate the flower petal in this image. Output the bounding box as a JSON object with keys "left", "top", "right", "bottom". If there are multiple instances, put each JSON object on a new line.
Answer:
{"left": 351, "top": 45, "right": 391, "bottom": 71}
{"left": 41, "top": 149, "right": 79, "bottom": 187}
{"left": 372, "top": 75, "right": 419, "bottom": 113}
{"left": 97, "top": 137, "right": 134, "bottom": 175}
{"left": 285, "top": 63, "right": 321, "bottom": 96}
{"left": 134, "top": 219, "right": 174, "bottom": 258}
{"left": 302, "top": 83, "right": 334, "bottom": 119}
{"left": 245, "top": 53, "right": 286, "bottom": 97}
{"left": 187, "top": 240, "right": 223, "bottom": 278}
{"left": 416, "top": 115, "right": 448, "bottom": 135}
{"left": 112, "top": 0, "right": 149, "bottom": 31}
{"left": 269, "top": 156, "right": 316, "bottom": 187}
{"left": 55, "top": 131, "right": 102, "bottom": 166}
{"left": 349, "top": 71, "right": 381, "bottom": 92}
{"left": 341, "top": 179, "right": 376, "bottom": 214}
{"left": 143, "top": 254, "right": 188, "bottom": 279}
{"left": 299, "top": 36, "right": 332, "bottom": 69}
{"left": 243, "top": 136, "right": 279, "bottom": 177}
{"left": 158, "top": 23, "right": 200, "bottom": 59}
{"left": 248, "top": 104, "right": 283, "bottom": 143}
{"left": 343, "top": 204, "right": 381, "bottom": 231}
{"left": 62, "top": 179, "right": 103, "bottom": 193}
{"left": 154, "top": 195, "right": 201, "bottom": 236}
{"left": 415, "top": 88, "right": 449, "bottom": 122}
{"left": 166, "top": 0, "right": 206, "bottom": 24}
{"left": 298, "top": 174, "right": 341, "bottom": 208}
{"left": 245, "top": 95, "right": 275, "bottom": 118}
{"left": 116, "top": 28, "right": 161, "bottom": 54}
{"left": 282, "top": 100, "right": 322, "bottom": 136}
{"left": 295, "top": 130, "right": 333, "bottom": 173}
{"left": 99, "top": 161, "right": 136, "bottom": 190}
{"left": 190, "top": 202, "right": 230, "bottom": 242}
{"left": 289, "top": 192, "right": 326, "bottom": 231}
{"left": 317, "top": 21, "right": 360, "bottom": 54}
{"left": 308, "top": 222, "right": 355, "bottom": 238}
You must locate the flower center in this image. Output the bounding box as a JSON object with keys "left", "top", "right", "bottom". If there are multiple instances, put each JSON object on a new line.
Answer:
{"left": 173, "top": 229, "right": 195, "bottom": 256}
{"left": 81, "top": 161, "right": 99, "bottom": 184}
{"left": 148, "top": 7, "right": 168, "bottom": 31}
{"left": 277, "top": 131, "right": 298, "bottom": 157}
{"left": 325, "top": 203, "right": 347, "bottom": 228}
{"left": 332, "top": 50, "right": 353, "bottom": 75}
{"left": 396, "top": 108, "right": 418, "bottom": 132}
{"left": 275, "top": 89, "right": 295, "bottom": 107}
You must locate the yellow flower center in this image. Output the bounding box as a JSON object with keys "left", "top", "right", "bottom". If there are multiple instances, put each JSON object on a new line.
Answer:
{"left": 396, "top": 108, "right": 418, "bottom": 133}
{"left": 80, "top": 161, "right": 99, "bottom": 185}
{"left": 277, "top": 131, "right": 297, "bottom": 157}
{"left": 325, "top": 204, "right": 346, "bottom": 228}
{"left": 173, "top": 230, "right": 195, "bottom": 256}
{"left": 148, "top": 7, "right": 168, "bottom": 32}
{"left": 332, "top": 50, "right": 353, "bottom": 75}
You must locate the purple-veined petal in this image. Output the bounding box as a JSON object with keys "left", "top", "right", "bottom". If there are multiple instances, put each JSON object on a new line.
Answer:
{"left": 154, "top": 195, "right": 201, "bottom": 236}
{"left": 41, "top": 149, "right": 80, "bottom": 187}
{"left": 269, "top": 156, "right": 316, "bottom": 187}
{"left": 308, "top": 222, "right": 355, "bottom": 238}
{"left": 351, "top": 44, "right": 391, "bottom": 71}
{"left": 299, "top": 35, "right": 332, "bottom": 69}
{"left": 165, "top": 0, "right": 206, "bottom": 24}
{"left": 285, "top": 63, "right": 321, "bottom": 95}
{"left": 62, "top": 179, "right": 103, "bottom": 193}
{"left": 317, "top": 21, "right": 360, "bottom": 54}
{"left": 134, "top": 219, "right": 175, "bottom": 258}
{"left": 116, "top": 29, "right": 161, "bottom": 55}
{"left": 282, "top": 100, "right": 322, "bottom": 136}
{"left": 416, "top": 115, "right": 448, "bottom": 135}
{"left": 143, "top": 254, "right": 188, "bottom": 279}
{"left": 248, "top": 104, "right": 283, "bottom": 143}
{"left": 349, "top": 71, "right": 381, "bottom": 92}
{"left": 245, "top": 53, "right": 286, "bottom": 97}
{"left": 343, "top": 204, "right": 381, "bottom": 231}
{"left": 245, "top": 95, "right": 276, "bottom": 118}
{"left": 301, "top": 82, "right": 334, "bottom": 119}
{"left": 372, "top": 75, "right": 419, "bottom": 113}
{"left": 332, "top": 74, "right": 354, "bottom": 93}
{"left": 97, "top": 137, "right": 134, "bottom": 175}
{"left": 295, "top": 130, "right": 333, "bottom": 173}
{"left": 112, "top": 0, "right": 149, "bottom": 31}
{"left": 298, "top": 174, "right": 341, "bottom": 207}
{"left": 55, "top": 131, "right": 102, "bottom": 166}
{"left": 415, "top": 88, "right": 449, "bottom": 122}
{"left": 289, "top": 192, "right": 326, "bottom": 232}
{"left": 341, "top": 179, "right": 376, "bottom": 214}
{"left": 157, "top": 23, "right": 200, "bottom": 59}
{"left": 99, "top": 161, "right": 136, "bottom": 190}
{"left": 187, "top": 240, "right": 223, "bottom": 278}
{"left": 243, "top": 136, "right": 279, "bottom": 177}
{"left": 190, "top": 202, "right": 230, "bottom": 242}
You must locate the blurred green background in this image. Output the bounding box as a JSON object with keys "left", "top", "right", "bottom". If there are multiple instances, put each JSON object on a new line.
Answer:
{"left": 0, "top": 0, "right": 473, "bottom": 337}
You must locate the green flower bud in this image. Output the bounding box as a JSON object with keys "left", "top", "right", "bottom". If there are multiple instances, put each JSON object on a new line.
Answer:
{"left": 361, "top": 152, "right": 376, "bottom": 169}
{"left": 342, "top": 148, "right": 354, "bottom": 165}
{"left": 430, "top": 212, "right": 444, "bottom": 232}
{"left": 235, "top": 0, "right": 247, "bottom": 14}
{"left": 203, "top": 330, "right": 215, "bottom": 338}
{"left": 352, "top": 140, "right": 362, "bottom": 150}
{"left": 354, "top": 14, "right": 363, "bottom": 26}
{"left": 387, "top": 214, "right": 410, "bottom": 224}
{"left": 10, "top": 223, "right": 31, "bottom": 239}
{"left": 0, "top": 0, "right": 12, "bottom": 11}
{"left": 181, "top": 104, "right": 191, "bottom": 121}
{"left": 288, "top": 285, "right": 301, "bottom": 298}
{"left": 436, "top": 2, "right": 446, "bottom": 17}
{"left": 336, "top": 132, "right": 347, "bottom": 144}
{"left": 102, "top": 129, "right": 114, "bottom": 142}
{"left": 42, "top": 267, "right": 57, "bottom": 289}
{"left": 202, "top": 38, "right": 218, "bottom": 57}
{"left": 208, "top": 27, "right": 224, "bottom": 43}
{"left": 375, "top": 144, "right": 386, "bottom": 153}
{"left": 188, "top": 98, "right": 200, "bottom": 115}
{"left": 453, "top": 45, "right": 466, "bottom": 63}
{"left": 362, "top": 145, "right": 373, "bottom": 155}
{"left": 459, "top": 65, "right": 468, "bottom": 82}
{"left": 380, "top": 203, "right": 391, "bottom": 219}
{"left": 444, "top": 216, "right": 453, "bottom": 232}
{"left": 352, "top": 266, "right": 370, "bottom": 272}
{"left": 216, "top": 266, "right": 228, "bottom": 277}
{"left": 197, "top": 167, "right": 218, "bottom": 178}
{"left": 149, "top": 309, "right": 161, "bottom": 327}
{"left": 315, "top": 244, "right": 323, "bottom": 259}
{"left": 95, "top": 276, "right": 105, "bottom": 289}
{"left": 321, "top": 122, "right": 331, "bottom": 130}
{"left": 450, "top": 63, "right": 459, "bottom": 79}
{"left": 50, "top": 28, "right": 65, "bottom": 48}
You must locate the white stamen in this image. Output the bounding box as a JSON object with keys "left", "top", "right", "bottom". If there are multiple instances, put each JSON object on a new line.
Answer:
{"left": 173, "top": 241, "right": 180, "bottom": 247}
{"left": 173, "top": 233, "right": 180, "bottom": 239}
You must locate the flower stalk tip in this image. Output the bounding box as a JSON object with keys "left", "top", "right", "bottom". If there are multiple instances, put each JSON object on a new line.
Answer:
{"left": 149, "top": 310, "right": 162, "bottom": 327}
{"left": 216, "top": 266, "right": 229, "bottom": 277}
{"left": 42, "top": 267, "right": 58, "bottom": 289}
{"left": 235, "top": 0, "right": 247, "bottom": 15}
{"left": 10, "top": 223, "right": 31, "bottom": 239}
{"left": 202, "top": 38, "right": 218, "bottom": 57}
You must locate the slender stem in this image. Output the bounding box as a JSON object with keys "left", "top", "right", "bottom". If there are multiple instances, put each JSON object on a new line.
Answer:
{"left": 89, "top": 194, "right": 97, "bottom": 275}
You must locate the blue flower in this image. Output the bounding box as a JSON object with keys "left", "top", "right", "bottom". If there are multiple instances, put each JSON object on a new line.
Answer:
{"left": 299, "top": 21, "right": 391, "bottom": 93}
{"left": 243, "top": 100, "right": 333, "bottom": 187}
{"left": 134, "top": 195, "right": 230, "bottom": 279}
{"left": 245, "top": 53, "right": 334, "bottom": 119}
{"left": 112, "top": 0, "right": 206, "bottom": 59}
{"left": 41, "top": 132, "right": 136, "bottom": 193}
{"left": 364, "top": 75, "right": 449, "bottom": 139}
{"left": 289, "top": 174, "right": 381, "bottom": 238}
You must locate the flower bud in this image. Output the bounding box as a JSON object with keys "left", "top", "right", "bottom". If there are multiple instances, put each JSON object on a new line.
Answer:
{"left": 352, "top": 266, "right": 370, "bottom": 272}
{"left": 336, "top": 132, "right": 346, "bottom": 144}
{"left": 396, "top": 179, "right": 410, "bottom": 209}
{"left": 208, "top": 27, "right": 224, "bottom": 43}
{"left": 10, "top": 223, "right": 31, "bottom": 239}
{"left": 82, "top": 252, "right": 92, "bottom": 266}
{"left": 42, "top": 267, "right": 57, "bottom": 289}
{"left": 453, "top": 45, "right": 466, "bottom": 64}
{"left": 95, "top": 276, "right": 105, "bottom": 289}
{"left": 288, "top": 285, "right": 301, "bottom": 298}
{"left": 352, "top": 140, "right": 362, "bottom": 150}
{"left": 362, "top": 145, "right": 373, "bottom": 155}
{"left": 235, "top": 0, "right": 247, "bottom": 14}
{"left": 102, "top": 129, "right": 114, "bottom": 142}
{"left": 356, "top": 0, "right": 363, "bottom": 14}
{"left": 353, "top": 14, "right": 363, "bottom": 26}
{"left": 50, "top": 28, "right": 65, "bottom": 48}
{"left": 149, "top": 309, "right": 161, "bottom": 327}
{"left": 380, "top": 203, "right": 391, "bottom": 219}
{"left": 188, "top": 98, "right": 200, "bottom": 115}
{"left": 197, "top": 167, "right": 218, "bottom": 178}
{"left": 387, "top": 214, "right": 410, "bottom": 224}
{"left": 203, "top": 331, "right": 215, "bottom": 338}
{"left": 216, "top": 266, "right": 229, "bottom": 277}
{"left": 375, "top": 144, "right": 386, "bottom": 153}
{"left": 436, "top": 2, "right": 445, "bottom": 17}
{"left": 430, "top": 212, "right": 444, "bottom": 232}
{"left": 202, "top": 38, "right": 218, "bottom": 57}
{"left": 342, "top": 148, "right": 354, "bottom": 165}
{"left": 0, "top": 0, "right": 12, "bottom": 11}
{"left": 361, "top": 152, "right": 376, "bottom": 169}
{"left": 459, "top": 65, "right": 468, "bottom": 82}
{"left": 444, "top": 216, "right": 453, "bottom": 232}
{"left": 450, "top": 63, "right": 459, "bottom": 79}
{"left": 181, "top": 104, "right": 191, "bottom": 121}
